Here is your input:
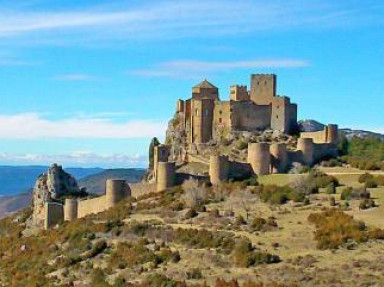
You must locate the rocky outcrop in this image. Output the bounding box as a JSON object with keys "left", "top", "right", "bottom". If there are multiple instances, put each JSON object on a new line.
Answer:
{"left": 31, "top": 164, "right": 85, "bottom": 228}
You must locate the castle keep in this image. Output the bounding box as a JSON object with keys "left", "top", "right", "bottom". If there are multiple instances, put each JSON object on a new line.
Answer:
{"left": 175, "top": 74, "right": 298, "bottom": 144}
{"left": 153, "top": 73, "right": 339, "bottom": 191}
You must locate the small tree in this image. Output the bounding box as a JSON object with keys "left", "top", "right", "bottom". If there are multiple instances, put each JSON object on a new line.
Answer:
{"left": 148, "top": 137, "right": 160, "bottom": 170}
{"left": 181, "top": 178, "right": 207, "bottom": 209}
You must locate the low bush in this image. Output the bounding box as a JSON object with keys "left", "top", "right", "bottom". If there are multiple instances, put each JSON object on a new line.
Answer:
{"left": 340, "top": 187, "right": 370, "bottom": 200}
{"left": 365, "top": 179, "right": 378, "bottom": 188}
{"left": 255, "top": 185, "right": 305, "bottom": 205}
{"left": 359, "top": 173, "right": 375, "bottom": 183}
{"left": 359, "top": 199, "right": 376, "bottom": 210}
{"left": 250, "top": 217, "right": 277, "bottom": 232}
{"left": 232, "top": 240, "right": 280, "bottom": 268}
{"left": 308, "top": 209, "right": 384, "bottom": 249}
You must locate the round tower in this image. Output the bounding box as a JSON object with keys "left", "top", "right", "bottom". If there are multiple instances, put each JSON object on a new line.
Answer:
{"left": 64, "top": 198, "right": 78, "bottom": 221}
{"left": 106, "top": 179, "right": 131, "bottom": 209}
{"left": 156, "top": 162, "right": 176, "bottom": 192}
{"left": 327, "top": 124, "right": 338, "bottom": 145}
{"left": 270, "top": 143, "right": 287, "bottom": 174}
{"left": 297, "top": 138, "right": 314, "bottom": 166}
{"left": 247, "top": 143, "right": 271, "bottom": 175}
{"left": 209, "top": 155, "right": 229, "bottom": 185}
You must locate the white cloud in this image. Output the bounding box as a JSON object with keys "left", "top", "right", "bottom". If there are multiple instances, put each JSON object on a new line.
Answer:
{"left": 0, "top": 113, "right": 167, "bottom": 139}
{"left": 54, "top": 74, "right": 96, "bottom": 81}
{"left": 0, "top": 152, "right": 148, "bottom": 168}
{"left": 0, "top": 1, "right": 381, "bottom": 43}
{"left": 129, "top": 59, "right": 309, "bottom": 79}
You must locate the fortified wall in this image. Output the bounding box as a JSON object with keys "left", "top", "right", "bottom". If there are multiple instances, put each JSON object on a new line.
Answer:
{"left": 154, "top": 124, "right": 338, "bottom": 191}
{"left": 44, "top": 179, "right": 131, "bottom": 229}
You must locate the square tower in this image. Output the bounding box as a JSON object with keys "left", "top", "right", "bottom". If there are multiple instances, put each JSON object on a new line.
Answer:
{"left": 230, "top": 85, "right": 250, "bottom": 101}
{"left": 250, "top": 74, "right": 276, "bottom": 105}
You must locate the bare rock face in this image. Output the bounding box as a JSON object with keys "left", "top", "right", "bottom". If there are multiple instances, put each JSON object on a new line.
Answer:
{"left": 31, "top": 163, "right": 83, "bottom": 228}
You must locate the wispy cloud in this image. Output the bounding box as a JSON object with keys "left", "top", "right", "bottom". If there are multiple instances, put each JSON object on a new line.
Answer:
{"left": 129, "top": 59, "right": 310, "bottom": 79}
{"left": 0, "top": 1, "right": 382, "bottom": 44}
{"left": 54, "top": 74, "right": 96, "bottom": 81}
{"left": 0, "top": 113, "right": 167, "bottom": 139}
{"left": 0, "top": 152, "right": 147, "bottom": 168}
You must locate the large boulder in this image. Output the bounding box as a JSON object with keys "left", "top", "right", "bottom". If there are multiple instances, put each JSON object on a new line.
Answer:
{"left": 32, "top": 163, "right": 84, "bottom": 228}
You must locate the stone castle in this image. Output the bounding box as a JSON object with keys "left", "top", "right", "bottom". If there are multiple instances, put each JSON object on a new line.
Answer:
{"left": 174, "top": 74, "right": 297, "bottom": 145}
{"left": 152, "top": 73, "right": 339, "bottom": 191}
{"left": 38, "top": 73, "right": 340, "bottom": 229}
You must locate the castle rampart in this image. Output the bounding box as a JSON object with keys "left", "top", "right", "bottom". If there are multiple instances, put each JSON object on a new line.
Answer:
{"left": 64, "top": 198, "right": 78, "bottom": 221}
{"left": 154, "top": 145, "right": 170, "bottom": 179}
{"left": 156, "top": 162, "right": 176, "bottom": 192}
{"left": 300, "top": 124, "right": 339, "bottom": 145}
{"left": 209, "top": 155, "right": 229, "bottom": 185}
{"left": 44, "top": 202, "right": 64, "bottom": 229}
{"left": 270, "top": 143, "right": 288, "bottom": 173}
{"left": 106, "top": 179, "right": 131, "bottom": 209}
{"left": 248, "top": 143, "right": 271, "bottom": 175}
{"left": 297, "top": 138, "right": 315, "bottom": 166}
{"left": 45, "top": 179, "right": 131, "bottom": 229}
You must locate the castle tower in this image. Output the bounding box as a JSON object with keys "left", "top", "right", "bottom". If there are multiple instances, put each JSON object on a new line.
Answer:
{"left": 44, "top": 202, "right": 64, "bottom": 230}
{"left": 105, "top": 179, "right": 131, "bottom": 209}
{"left": 191, "top": 99, "right": 215, "bottom": 144}
{"left": 247, "top": 143, "right": 271, "bottom": 175}
{"left": 230, "top": 85, "right": 250, "bottom": 101}
{"left": 270, "top": 143, "right": 288, "bottom": 173}
{"left": 154, "top": 145, "right": 170, "bottom": 180}
{"left": 64, "top": 198, "right": 78, "bottom": 221}
{"left": 326, "top": 124, "right": 338, "bottom": 145}
{"left": 209, "top": 155, "right": 229, "bottom": 185}
{"left": 250, "top": 74, "right": 276, "bottom": 105}
{"left": 192, "top": 80, "right": 219, "bottom": 100}
{"left": 297, "top": 138, "right": 315, "bottom": 166}
{"left": 156, "top": 162, "right": 176, "bottom": 192}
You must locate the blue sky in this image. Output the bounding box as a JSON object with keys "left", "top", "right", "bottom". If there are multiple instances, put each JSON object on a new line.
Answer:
{"left": 0, "top": 0, "right": 383, "bottom": 167}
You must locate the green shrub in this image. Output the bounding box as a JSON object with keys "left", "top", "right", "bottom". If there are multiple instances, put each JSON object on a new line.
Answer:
{"left": 256, "top": 185, "right": 305, "bottom": 205}
{"left": 376, "top": 175, "right": 384, "bottom": 186}
{"left": 185, "top": 208, "right": 198, "bottom": 219}
{"left": 359, "top": 173, "right": 374, "bottom": 183}
{"left": 235, "top": 140, "right": 248, "bottom": 150}
{"left": 232, "top": 240, "right": 280, "bottom": 268}
{"left": 365, "top": 179, "right": 378, "bottom": 188}
{"left": 340, "top": 187, "right": 370, "bottom": 200}
{"left": 251, "top": 217, "right": 267, "bottom": 231}
{"left": 359, "top": 199, "right": 376, "bottom": 210}
{"left": 250, "top": 217, "right": 277, "bottom": 232}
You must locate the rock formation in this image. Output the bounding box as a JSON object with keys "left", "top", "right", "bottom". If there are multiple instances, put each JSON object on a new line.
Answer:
{"left": 31, "top": 164, "right": 85, "bottom": 228}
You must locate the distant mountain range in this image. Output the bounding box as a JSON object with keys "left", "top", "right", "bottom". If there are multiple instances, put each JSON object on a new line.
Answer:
{"left": 0, "top": 167, "right": 146, "bottom": 218}
{"left": 0, "top": 166, "right": 103, "bottom": 196}
{"left": 78, "top": 168, "right": 145, "bottom": 194}
{"left": 298, "top": 120, "right": 384, "bottom": 140}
